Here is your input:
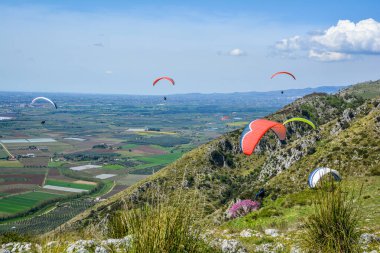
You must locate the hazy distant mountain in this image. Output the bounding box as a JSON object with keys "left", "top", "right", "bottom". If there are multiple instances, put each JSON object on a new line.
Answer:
{"left": 171, "top": 86, "right": 344, "bottom": 99}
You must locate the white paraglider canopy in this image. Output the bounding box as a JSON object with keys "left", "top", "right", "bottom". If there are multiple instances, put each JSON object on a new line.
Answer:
{"left": 308, "top": 167, "right": 341, "bottom": 188}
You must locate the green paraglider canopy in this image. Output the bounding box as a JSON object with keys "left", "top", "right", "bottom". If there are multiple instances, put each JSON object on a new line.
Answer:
{"left": 283, "top": 117, "right": 316, "bottom": 130}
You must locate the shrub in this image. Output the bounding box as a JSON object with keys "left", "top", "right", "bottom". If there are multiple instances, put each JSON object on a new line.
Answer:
{"left": 108, "top": 189, "right": 217, "bottom": 253}
{"left": 0, "top": 232, "right": 35, "bottom": 244}
{"left": 301, "top": 183, "right": 362, "bottom": 252}
{"left": 228, "top": 199, "right": 260, "bottom": 219}
{"left": 370, "top": 166, "right": 380, "bottom": 176}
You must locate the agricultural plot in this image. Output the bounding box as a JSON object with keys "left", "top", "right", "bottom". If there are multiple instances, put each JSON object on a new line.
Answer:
{"left": 0, "top": 198, "right": 95, "bottom": 234}
{"left": 0, "top": 184, "right": 36, "bottom": 195}
{"left": 45, "top": 180, "right": 96, "bottom": 191}
{"left": 0, "top": 167, "right": 47, "bottom": 197}
{"left": 0, "top": 138, "right": 56, "bottom": 143}
{"left": 20, "top": 157, "right": 50, "bottom": 167}
{"left": 226, "top": 121, "right": 249, "bottom": 127}
{"left": 0, "top": 174, "right": 45, "bottom": 186}
{"left": 70, "top": 165, "right": 102, "bottom": 171}
{"left": 101, "top": 164, "right": 124, "bottom": 170}
{"left": 47, "top": 168, "right": 65, "bottom": 180}
{"left": 0, "top": 160, "right": 23, "bottom": 168}
{"left": 95, "top": 174, "right": 116, "bottom": 179}
{"left": 0, "top": 149, "right": 8, "bottom": 159}
{"left": 132, "top": 152, "right": 183, "bottom": 170}
{"left": 43, "top": 185, "right": 88, "bottom": 193}
{"left": 0, "top": 191, "right": 62, "bottom": 216}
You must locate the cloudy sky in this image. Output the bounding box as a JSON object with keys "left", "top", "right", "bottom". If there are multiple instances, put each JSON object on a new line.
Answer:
{"left": 1, "top": 0, "right": 380, "bottom": 95}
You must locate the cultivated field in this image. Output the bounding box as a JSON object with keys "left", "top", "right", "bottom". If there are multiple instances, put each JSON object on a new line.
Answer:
{"left": 0, "top": 191, "right": 63, "bottom": 217}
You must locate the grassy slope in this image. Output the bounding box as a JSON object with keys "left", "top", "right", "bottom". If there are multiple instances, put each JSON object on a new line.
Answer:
{"left": 61, "top": 80, "right": 380, "bottom": 238}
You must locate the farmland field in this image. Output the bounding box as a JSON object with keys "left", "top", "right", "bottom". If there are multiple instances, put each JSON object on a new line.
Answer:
{"left": 133, "top": 152, "right": 183, "bottom": 169}
{"left": 0, "top": 191, "right": 63, "bottom": 216}
{"left": 101, "top": 164, "right": 124, "bottom": 170}
{"left": 45, "top": 180, "right": 96, "bottom": 191}
{"left": 0, "top": 160, "right": 23, "bottom": 167}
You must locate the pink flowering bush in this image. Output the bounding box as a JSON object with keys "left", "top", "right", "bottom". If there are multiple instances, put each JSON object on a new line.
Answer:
{"left": 228, "top": 199, "right": 260, "bottom": 219}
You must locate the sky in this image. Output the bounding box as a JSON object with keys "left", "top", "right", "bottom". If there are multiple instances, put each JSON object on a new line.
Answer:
{"left": 1, "top": 0, "right": 380, "bottom": 95}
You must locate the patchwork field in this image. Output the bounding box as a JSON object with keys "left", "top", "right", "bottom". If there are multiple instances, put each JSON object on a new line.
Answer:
{"left": 0, "top": 90, "right": 289, "bottom": 233}
{"left": 43, "top": 185, "right": 88, "bottom": 193}
{"left": 44, "top": 180, "right": 96, "bottom": 191}
{"left": 0, "top": 160, "right": 23, "bottom": 168}
{"left": 0, "top": 191, "right": 63, "bottom": 216}
{"left": 0, "top": 174, "right": 45, "bottom": 186}
{"left": 132, "top": 152, "right": 183, "bottom": 170}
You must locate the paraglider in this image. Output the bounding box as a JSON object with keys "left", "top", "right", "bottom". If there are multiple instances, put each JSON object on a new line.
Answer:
{"left": 153, "top": 77, "right": 175, "bottom": 86}
{"left": 283, "top": 117, "right": 316, "bottom": 130}
{"left": 308, "top": 167, "right": 341, "bottom": 188}
{"left": 240, "top": 119, "right": 286, "bottom": 155}
{"left": 255, "top": 188, "right": 265, "bottom": 200}
{"left": 271, "top": 71, "right": 296, "bottom": 80}
{"left": 31, "top": 97, "right": 57, "bottom": 109}
{"left": 153, "top": 77, "right": 174, "bottom": 101}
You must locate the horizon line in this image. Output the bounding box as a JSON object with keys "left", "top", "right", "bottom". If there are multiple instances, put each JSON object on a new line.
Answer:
{"left": 0, "top": 85, "right": 347, "bottom": 97}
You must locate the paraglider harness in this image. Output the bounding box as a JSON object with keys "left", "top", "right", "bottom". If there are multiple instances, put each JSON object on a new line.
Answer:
{"left": 255, "top": 188, "right": 265, "bottom": 200}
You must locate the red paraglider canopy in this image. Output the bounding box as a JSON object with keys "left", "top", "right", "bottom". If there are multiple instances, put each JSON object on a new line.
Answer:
{"left": 271, "top": 71, "right": 296, "bottom": 80}
{"left": 153, "top": 77, "right": 175, "bottom": 86}
{"left": 240, "top": 119, "right": 286, "bottom": 155}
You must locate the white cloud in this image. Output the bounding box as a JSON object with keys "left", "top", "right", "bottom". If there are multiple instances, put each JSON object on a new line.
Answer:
{"left": 308, "top": 50, "right": 351, "bottom": 62}
{"left": 274, "top": 36, "right": 303, "bottom": 51}
{"left": 275, "top": 18, "right": 380, "bottom": 61}
{"left": 311, "top": 19, "right": 380, "bottom": 53}
{"left": 229, "top": 48, "right": 246, "bottom": 56}
{"left": 105, "top": 70, "right": 113, "bottom": 75}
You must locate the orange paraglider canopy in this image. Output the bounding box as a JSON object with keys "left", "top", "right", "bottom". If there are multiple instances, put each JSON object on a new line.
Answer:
{"left": 153, "top": 76, "right": 175, "bottom": 86}
{"left": 240, "top": 119, "right": 286, "bottom": 155}
{"left": 271, "top": 71, "right": 296, "bottom": 80}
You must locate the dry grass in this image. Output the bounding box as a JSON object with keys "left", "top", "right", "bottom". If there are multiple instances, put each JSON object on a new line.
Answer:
{"left": 301, "top": 180, "right": 362, "bottom": 253}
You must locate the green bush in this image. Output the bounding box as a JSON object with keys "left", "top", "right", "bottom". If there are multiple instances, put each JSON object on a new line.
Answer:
{"left": 370, "top": 166, "right": 380, "bottom": 176}
{"left": 107, "top": 190, "right": 218, "bottom": 253}
{"left": 301, "top": 183, "right": 362, "bottom": 252}
{"left": 0, "top": 232, "right": 35, "bottom": 244}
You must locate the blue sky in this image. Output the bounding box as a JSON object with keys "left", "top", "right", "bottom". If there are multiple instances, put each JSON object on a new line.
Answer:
{"left": 1, "top": 0, "right": 380, "bottom": 94}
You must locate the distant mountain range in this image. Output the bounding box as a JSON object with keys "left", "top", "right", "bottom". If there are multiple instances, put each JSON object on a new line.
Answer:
{"left": 0, "top": 85, "right": 345, "bottom": 99}
{"left": 171, "top": 86, "right": 345, "bottom": 98}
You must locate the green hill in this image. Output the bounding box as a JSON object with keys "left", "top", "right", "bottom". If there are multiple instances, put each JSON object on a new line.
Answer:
{"left": 56, "top": 80, "right": 380, "bottom": 251}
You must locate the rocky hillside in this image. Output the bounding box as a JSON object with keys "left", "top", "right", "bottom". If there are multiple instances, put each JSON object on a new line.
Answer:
{"left": 62, "top": 80, "right": 380, "bottom": 238}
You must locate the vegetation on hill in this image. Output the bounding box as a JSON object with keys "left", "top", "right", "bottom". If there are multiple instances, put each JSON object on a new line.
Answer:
{"left": 2, "top": 80, "right": 380, "bottom": 252}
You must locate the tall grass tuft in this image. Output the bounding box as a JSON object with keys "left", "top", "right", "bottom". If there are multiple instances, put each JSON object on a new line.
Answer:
{"left": 301, "top": 180, "right": 362, "bottom": 253}
{"left": 108, "top": 187, "right": 217, "bottom": 253}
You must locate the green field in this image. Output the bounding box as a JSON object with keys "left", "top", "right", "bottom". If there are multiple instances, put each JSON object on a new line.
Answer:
{"left": 0, "top": 191, "right": 62, "bottom": 215}
{"left": 121, "top": 144, "right": 138, "bottom": 149}
{"left": 45, "top": 180, "right": 96, "bottom": 191}
{"left": 48, "top": 161, "right": 66, "bottom": 168}
{"left": 133, "top": 152, "right": 183, "bottom": 169}
{"left": 0, "top": 149, "right": 8, "bottom": 159}
{"left": 226, "top": 121, "right": 249, "bottom": 127}
{"left": 0, "top": 160, "right": 23, "bottom": 168}
{"left": 102, "top": 164, "right": 125, "bottom": 170}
